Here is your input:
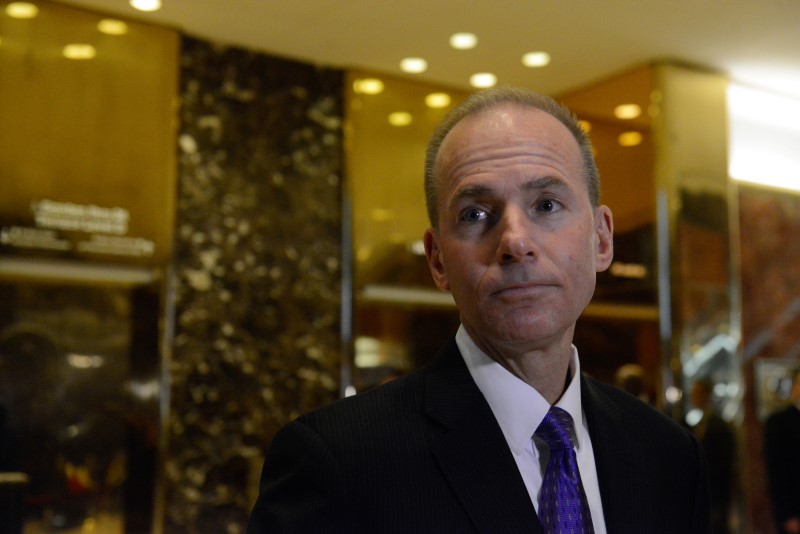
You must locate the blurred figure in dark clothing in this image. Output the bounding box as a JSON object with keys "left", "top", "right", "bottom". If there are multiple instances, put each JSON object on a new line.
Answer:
{"left": 765, "top": 370, "right": 800, "bottom": 534}
{"left": 0, "top": 404, "right": 19, "bottom": 472}
{"left": 690, "top": 379, "right": 736, "bottom": 534}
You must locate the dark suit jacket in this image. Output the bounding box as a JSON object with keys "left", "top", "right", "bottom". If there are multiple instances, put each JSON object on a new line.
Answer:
{"left": 764, "top": 403, "right": 800, "bottom": 529}
{"left": 248, "top": 338, "right": 710, "bottom": 533}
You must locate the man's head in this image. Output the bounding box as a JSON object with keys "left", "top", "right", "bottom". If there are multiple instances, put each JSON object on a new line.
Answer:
{"left": 425, "top": 86, "right": 600, "bottom": 229}
{"left": 422, "top": 86, "right": 613, "bottom": 358}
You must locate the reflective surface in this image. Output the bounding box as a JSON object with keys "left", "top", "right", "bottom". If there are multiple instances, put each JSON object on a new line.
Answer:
{"left": 0, "top": 281, "right": 160, "bottom": 533}
{"left": 0, "top": 0, "right": 179, "bottom": 268}
{"left": 650, "top": 66, "right": 742, "bottom": 421}
{"left": 346, "top": 72, "right": 467, "bottom": 387}
{"left": 560, "top": 66, "right": 662, "bottom": 388}
{"left": 0, "top": 2, "right": 175, "bottom": 531}
{"left": 738, "top": 184, "right": 800, "bottom": 532}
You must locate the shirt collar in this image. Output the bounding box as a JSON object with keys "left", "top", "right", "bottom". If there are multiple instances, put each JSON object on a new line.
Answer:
{"left": 456, "top": 325, "right": 586, "bottom": 456}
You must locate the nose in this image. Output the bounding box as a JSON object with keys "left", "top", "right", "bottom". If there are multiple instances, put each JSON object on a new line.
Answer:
{"left": 496, "top": 207, "right": 536, "bottom": 263}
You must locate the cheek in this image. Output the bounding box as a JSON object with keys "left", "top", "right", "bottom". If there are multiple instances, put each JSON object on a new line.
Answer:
{"left": 559, "top": 233, "right": 598, "bottom": 288}
{"left": 443, "top": 258, "right": 476, "bottom": 290}
{"left": 559, "top": 226, "right": 594, "bottom": 263}
{"left": 574, "top": 222, "right": 599, "bottom": 261}
{"left": 442, "top": 250, "right": 486, "bottom": 296}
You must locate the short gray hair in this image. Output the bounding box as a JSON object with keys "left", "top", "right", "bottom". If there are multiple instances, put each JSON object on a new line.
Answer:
{"left": 424, "top": 86, "right": 600, "bottom": 227}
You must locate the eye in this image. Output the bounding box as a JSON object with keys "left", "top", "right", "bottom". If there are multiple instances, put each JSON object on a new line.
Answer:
{"left": 460, "top": 207, "right": 488, "bottom": 223}
{"left": 536, "top": 198, "right": 560, "bottom": 213}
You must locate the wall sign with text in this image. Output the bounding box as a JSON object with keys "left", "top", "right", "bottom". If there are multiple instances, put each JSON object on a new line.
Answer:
{"left": 1, "top": 199, "right": 159, "bottom": 264}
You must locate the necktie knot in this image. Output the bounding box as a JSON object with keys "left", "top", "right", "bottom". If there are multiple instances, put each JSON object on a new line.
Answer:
{"left": 535, "top": 406, "right": 575, "bottom": 451}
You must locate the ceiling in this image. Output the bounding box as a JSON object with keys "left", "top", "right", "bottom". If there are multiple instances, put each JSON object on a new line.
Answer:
{"left": 59, "top": 0, "right": 800, "bottom": 99}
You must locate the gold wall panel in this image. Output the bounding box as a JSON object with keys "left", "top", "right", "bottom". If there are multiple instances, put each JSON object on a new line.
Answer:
{"left": 345, "top": 72, "right": 468, "bottom": 288}
{"left": 561, "top": 67, "right": 656, "bottom": 234}
{"left": 0, "top": 1, "right": 179, "bottom": 268}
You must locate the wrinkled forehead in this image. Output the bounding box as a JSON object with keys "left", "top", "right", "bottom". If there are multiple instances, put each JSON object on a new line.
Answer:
{"left": 437, "top": 104, "right": 578, "bottom": 162}
{"left": 434, "top": 104, "right": 583, "bottom": 183}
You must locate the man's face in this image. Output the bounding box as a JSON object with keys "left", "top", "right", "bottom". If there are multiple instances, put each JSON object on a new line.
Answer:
{"left": 424, "top": 104, "right": 613, "bottom": 356}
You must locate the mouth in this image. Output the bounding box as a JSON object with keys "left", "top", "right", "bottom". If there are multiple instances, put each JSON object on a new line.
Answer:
{"left": 491, "top": 281, "right": 552, "bottom": 298}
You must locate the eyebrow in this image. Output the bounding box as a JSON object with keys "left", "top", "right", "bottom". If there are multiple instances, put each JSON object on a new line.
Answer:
{"left": 450, "top": 176, "right": 569, "bottom": 206}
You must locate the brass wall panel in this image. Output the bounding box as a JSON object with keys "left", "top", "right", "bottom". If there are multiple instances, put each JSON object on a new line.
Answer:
{"left": 345, "top": 72, "right": 468, "bottom": 288}
{"left": 0, "top": 1, "right": 178, "bottom": 267}
{"left": 561, "top": 66, "right": 656, "bottom": 233}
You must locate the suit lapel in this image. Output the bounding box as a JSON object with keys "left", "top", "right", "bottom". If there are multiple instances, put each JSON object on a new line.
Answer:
{"left": 424, "top": 339, "right": 541, "bottom": 533}
{"left": 421, "top": 341, "right": 652, "bottom": 532}
{"left": 581, "top": 376, "right": 643, "bottom": 532}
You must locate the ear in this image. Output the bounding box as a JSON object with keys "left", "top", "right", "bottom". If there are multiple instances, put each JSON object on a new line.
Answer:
{"left": 594, "top": 205, "right": 614, "bottom": 272}
{"left": 423, "top": 228, "right": 450, "bottom": 291}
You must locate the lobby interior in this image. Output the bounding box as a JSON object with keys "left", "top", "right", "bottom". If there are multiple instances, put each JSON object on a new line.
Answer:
{"left": 1, "top": 1, "right": 800, "bottom": 532}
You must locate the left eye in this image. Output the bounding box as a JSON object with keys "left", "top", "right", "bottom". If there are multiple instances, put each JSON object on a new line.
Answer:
{"left": 461, "top": 207, "right": 487, "bottom": 223}
{"left": 537, "top": 199, "right": 558, "bottom": 212}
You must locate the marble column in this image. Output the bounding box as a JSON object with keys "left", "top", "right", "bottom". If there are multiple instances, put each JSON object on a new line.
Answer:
{"left": 167, "top": 36, "right": 344, "bottom": 532}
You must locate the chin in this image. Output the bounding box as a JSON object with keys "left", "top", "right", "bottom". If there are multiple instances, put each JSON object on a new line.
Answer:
{"left": 489, "top": 321, "right": 564, "bottom": 348}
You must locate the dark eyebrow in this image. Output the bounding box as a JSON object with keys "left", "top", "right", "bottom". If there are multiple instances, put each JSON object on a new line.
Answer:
{"left": 450, "top": 176, "right": 569, "bottom": 207}
{"left": 451, "top": 184, "right": 494, "bottom": 206}
{"left": 520, "top": 176, "right": 569, "bottom": 193}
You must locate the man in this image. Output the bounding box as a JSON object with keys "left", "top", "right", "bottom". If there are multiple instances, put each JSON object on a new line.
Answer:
{"left": 765, "top": 370, "right": 800, "bottom": 534}
{"left": 247, "top": 86, "right": 710, "bottom": 533}
{"left": 689, "top": 379, "right": 736, "bottom": 534}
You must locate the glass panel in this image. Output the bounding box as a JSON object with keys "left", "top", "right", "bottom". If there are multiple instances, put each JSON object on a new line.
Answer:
{"left": 0, "top": 1, "right": 178, "bottom": 267}
{"left": 0, "top": 281, "right": 160, "bottom": 533}
{"left": 0, "top": 3, "right": 176, "bottom": 530}
{"left": 345, "top": 72, "right": 468, "bottom": 390}
{"left": 560, "top": 67, "right": 662, "bottom": 395}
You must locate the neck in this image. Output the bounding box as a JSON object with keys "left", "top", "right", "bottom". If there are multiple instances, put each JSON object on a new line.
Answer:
{"left": 463, "top": 323, "right": 573, "bottom": 404}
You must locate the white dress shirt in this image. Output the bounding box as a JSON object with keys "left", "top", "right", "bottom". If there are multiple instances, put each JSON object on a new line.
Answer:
{"left": 456, "top": 325, "right": 607, "bottom": 533}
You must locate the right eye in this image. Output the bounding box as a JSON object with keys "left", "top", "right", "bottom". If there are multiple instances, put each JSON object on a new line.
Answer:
{"left": 460, "top": 207, "right": 488, "bottom": 223}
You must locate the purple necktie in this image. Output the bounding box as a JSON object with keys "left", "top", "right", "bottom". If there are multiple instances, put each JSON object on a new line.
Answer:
{"left": 535, "top": 406, "right": 595, "bottom": 534}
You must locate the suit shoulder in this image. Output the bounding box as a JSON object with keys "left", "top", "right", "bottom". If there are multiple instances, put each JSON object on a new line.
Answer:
{"left": 765, "top": 405, "right": 800, "bottom": 437}
{"left": 585, "top": 377, "right": 694, "bottom": 443}
{"left": 767, "top": 404, "right": 800, "bottom": 423}
{"left": 296, "top": 371, "right": 426, "bottom": 436}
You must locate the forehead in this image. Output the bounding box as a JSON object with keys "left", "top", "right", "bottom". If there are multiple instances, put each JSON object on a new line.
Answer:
{"left": 435, "top": 104, "right": 583, "bottom": 190}
{"left": 440, "top": 103, "right": 576, "bottom": 152}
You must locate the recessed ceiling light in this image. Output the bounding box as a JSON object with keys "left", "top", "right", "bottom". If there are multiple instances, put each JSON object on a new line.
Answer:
{"left": 400, "top": 57, "right": 427, "bottom": 74}
{"left": 63, "top": 44, "right": 97, "bottom": 60}
{"left": 5, "top": 2, "right": 39, "bottom": 18}
{"left": 470, "top": 73, "right": 497, "bottom": 89}
{"left": 129, "top": 0, "right": 162, "bottom": 12}
{"left": 614, "top": 104, "right": 642, "bottom": 120}
{"left": 98, "top": 19, "right": 129, "bottom": 35}
{"left": 425, "top": 92, "right": 451, "bottom": 109}
{"left": 618, "top": 131, "right": 643, "bottom": 147}
{"left": 450, "top": 32, "right": 477, "bottom": 50}
{"left": 352, "top": 78, "right": 384, "bottom": 95}
{"left": 388, "top": 112, "right": 413, "bottom": 126}
{"left": 578, "top": 120, "right": 592, "bottom": 133}
{"left": 522, "top": 51, "right": 551, "bottom": 68}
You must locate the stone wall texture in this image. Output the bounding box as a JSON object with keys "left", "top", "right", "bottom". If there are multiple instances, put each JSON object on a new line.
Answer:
{"left": 738, "top": 185, "right": 800, "bottom": 533}
{"left": 167, "top": 36, "right": 344, "bottom": 533}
